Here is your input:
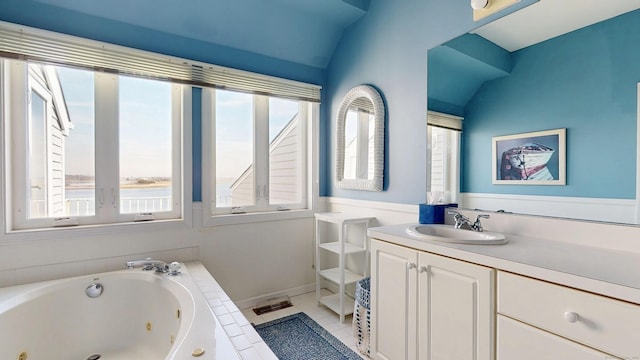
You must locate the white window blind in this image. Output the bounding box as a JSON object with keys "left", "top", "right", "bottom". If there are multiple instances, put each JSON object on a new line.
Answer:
{"left": 427, "top": 110, "right": 463, "bottom": 131}
{"left": 0, "top": 20, "right": 321, "bottom": 102}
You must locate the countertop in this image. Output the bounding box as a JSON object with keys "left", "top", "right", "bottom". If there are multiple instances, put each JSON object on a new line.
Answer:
{"left": 368, "top": 224, "right": 640, "bottom": 305}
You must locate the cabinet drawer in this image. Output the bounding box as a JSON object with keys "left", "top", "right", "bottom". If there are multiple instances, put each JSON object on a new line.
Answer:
{"left": 497, "top": 315, "right": 618, "bottom": 360}
{"left": 497, "top": 271, "right": 640, "bottom": 358}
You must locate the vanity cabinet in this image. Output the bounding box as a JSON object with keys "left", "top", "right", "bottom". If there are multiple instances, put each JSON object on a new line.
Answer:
{"left": 497, "top": 271, "right": 638, "bottom": 360}
{"left": 370, "top": 239, "right": 494, "bottom": 360}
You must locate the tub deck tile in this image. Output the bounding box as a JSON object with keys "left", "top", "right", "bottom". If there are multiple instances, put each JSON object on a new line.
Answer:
{"left": 241, "top": 324, "right": 262, "bottom": 344}
{"left": 217, "top": 313, "right": 236, "bottom": 326}
{"left": 238, "top": 347, "right": 261, "bottom": 360}
{"left": 224, "top": 323, "right": 244, "bottom": 337}
{"left": 231, "top": 333, "right": 253, "bottom": 351}
{"left": 186, "top": 261, "right": 278, "bottom": 360}
{"left": 232, "top": 310, "right": 251, "bottom": 326}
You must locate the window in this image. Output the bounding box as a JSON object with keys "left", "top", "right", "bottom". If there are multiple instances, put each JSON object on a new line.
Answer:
{"left": 0, "top": 20, "right": 319, "bottom": 230}
{"left": 202, "top": 88, "right": 317, "bottom": 224}
{"left": 268, "top": 97, "right": 305, "bottom": 205}
{"left": 214, "top": 90, "right": 254, "bottom": 208}
{"left": 343, "top": 108, "right": 375, "bottom": 180}
{"left": 4, "top": 60, "right": 186, "bottom": 230}
{"left": 118, "top": 76, "right": 177, "bottom": 215}
{"left": 427, "top": 111, "right": 462, "bottom": 204}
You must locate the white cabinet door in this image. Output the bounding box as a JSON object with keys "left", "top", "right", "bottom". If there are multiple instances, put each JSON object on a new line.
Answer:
{"left": 371, "top": 239, "right": 495, "bottom": 360}
{"left": 371, "top": 239, "right": 418, "bottom": 360}
{"left": 497, "top": 315, "right": 620, "bottom": 360}
{"left": 417, "top": 251, "right": 495, "bottom": 360}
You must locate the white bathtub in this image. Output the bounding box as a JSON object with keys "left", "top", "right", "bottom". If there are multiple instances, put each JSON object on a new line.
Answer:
{"left": 0, "top": 264, "right": 241, "bottom": 360}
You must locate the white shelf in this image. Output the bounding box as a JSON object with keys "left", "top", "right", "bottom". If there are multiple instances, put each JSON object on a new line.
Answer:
{"left": 314, "top": 212, "right": 374, "bottom": 224}
{"left": 319, "top": 242, "right": 366, "bottom": 255}
{"left": 315, "top": 212, "right": 372, "bottom": 322}
{"left": 319, "top": 293, "right": 355, "bottom": 316}
{"left": 319, "top": 267, "right": 365, "bottom": 285}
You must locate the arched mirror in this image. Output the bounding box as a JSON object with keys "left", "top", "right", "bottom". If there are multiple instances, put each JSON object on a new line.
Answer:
{"left": 335, "top": 85, "right": 385, "bottom": 191}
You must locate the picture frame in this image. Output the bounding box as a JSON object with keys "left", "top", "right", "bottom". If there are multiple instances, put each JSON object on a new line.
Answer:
{"left": 492, "top": 128, "right": 566, "bottom": 185}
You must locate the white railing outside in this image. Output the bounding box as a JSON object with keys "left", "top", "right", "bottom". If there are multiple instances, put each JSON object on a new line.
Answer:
{"left": 119, "top": 197, "right": 172, "bottom": 214}
{"left": 64, "top": 197, "right": 172, "bottom": 216}
{"left": 65, "top": 198, "right": 94, "bottom": 216}
{"left": 32, "top": 193, "right": 233, "bottom": 217}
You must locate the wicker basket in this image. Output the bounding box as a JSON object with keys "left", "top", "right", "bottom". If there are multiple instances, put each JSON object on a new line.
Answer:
{"left": 353, "top": 277, "right": 371, "bottom": 357}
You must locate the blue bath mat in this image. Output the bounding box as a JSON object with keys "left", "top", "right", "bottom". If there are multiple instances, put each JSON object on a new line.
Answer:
{"left": 254, "top": 312, "right": 361, "bottom": 360}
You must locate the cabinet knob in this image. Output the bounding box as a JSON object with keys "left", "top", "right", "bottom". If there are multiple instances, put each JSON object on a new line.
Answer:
{"left": 564, "top": 311, "right": 579, "bottom": 323}
{"left": 407, "top": 262, "right": 417, "bottom": 270}
{"left": 419, "top": 266, "right": 428, "bottom": 273}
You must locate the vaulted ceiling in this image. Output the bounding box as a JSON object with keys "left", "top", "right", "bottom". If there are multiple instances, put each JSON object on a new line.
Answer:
{"left": 33, "top": 0, "right": 370, "bottom": 69}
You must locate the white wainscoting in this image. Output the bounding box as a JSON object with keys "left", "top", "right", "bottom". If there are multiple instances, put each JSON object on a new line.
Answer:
{"left": 460, "top": 193, "right": 638, "bottom": 225}
{"left": 324, "top": 195, "right": 640, "bottom": 254}
{"left": 0, "top": 221, "right": 199, "bottom": 288}
{"left": 203, "top": 197, "right": 418, "bottom": 309}
{"left": 321, "top": 196, "right": 420, "bottom": 227}
{"left": 7, "top": 195, "right": 637, "bottom": 309}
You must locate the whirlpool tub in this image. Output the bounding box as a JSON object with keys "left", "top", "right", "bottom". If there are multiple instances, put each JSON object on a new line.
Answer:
{"left": 0, "top": 263, "right": 240, "bottom": 360}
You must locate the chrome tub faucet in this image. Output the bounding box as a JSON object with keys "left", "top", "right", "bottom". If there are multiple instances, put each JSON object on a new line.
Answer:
{"left": 126, "top": 258, "right": 167, "bottom": 272}
{"left": 126, "top": 258, "right": 181, "bottom": 275}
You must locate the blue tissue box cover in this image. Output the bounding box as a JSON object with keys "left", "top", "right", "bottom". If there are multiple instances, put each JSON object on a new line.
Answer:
{"left": 419, "top": 204, "right": 457, "bottom": 224}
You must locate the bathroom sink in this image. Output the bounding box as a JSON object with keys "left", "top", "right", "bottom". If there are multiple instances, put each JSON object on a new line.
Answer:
{"left": 405, "top": 224, "right": 508, "bottom": 245}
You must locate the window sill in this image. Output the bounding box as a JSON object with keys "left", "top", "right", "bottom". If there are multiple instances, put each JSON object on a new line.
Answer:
{"left": 1, "top": 218, "right": 190, "bottom": 244}
{"left": 203, "top": 208, "right": 315, "bottom": 227}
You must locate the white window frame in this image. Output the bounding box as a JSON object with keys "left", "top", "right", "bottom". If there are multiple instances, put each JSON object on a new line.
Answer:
{"left": 4, "top": 59, "right": 191, "bottom": 231}
{"left": 427, "top": 111, "right": 462, "bottom": 204}
{"left": 202, "top": 87, "right": 318, "bottom": 226}
{"left": 27, "top": 75, "right": 54, "bottom": 218}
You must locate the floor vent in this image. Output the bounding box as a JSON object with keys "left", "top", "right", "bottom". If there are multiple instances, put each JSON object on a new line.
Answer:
{"left": 253, "top": 295, "right": 293, "bottom": 315}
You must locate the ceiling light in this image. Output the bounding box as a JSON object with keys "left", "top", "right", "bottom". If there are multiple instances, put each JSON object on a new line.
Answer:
{"left": 471, "top": 0, "right": 489, "bottom": 10}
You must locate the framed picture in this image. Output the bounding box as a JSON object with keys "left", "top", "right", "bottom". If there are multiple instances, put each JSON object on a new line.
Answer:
{"left": 492, "top": 128, "right": 566, "bottom": 185}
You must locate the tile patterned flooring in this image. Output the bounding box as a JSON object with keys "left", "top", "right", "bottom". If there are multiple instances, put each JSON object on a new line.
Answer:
{"left": 241, "top": 290, "right": 369, "bottom": 359}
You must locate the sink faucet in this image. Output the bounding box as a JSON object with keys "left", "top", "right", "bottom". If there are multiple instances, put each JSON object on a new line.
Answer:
{"left": 126, "top": 258, "right": 168, "bottom": 273}
{"left": 448, "top": 211, "right": 490, "bottom": 232}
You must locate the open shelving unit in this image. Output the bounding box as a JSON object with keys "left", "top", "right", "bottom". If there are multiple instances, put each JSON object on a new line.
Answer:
{"left": 314, "top": 212, "right": 373, "bottom": 322}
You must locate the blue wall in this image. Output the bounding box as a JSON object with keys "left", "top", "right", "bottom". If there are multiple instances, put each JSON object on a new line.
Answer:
{"left": 462, "top": 9, "right": 640, "bottom": 199}
{"left": 428, "top": 34, "right": 512, "bottom": 117}
{"left": 324, "top": 0, "right": 537, "bottom": 203}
